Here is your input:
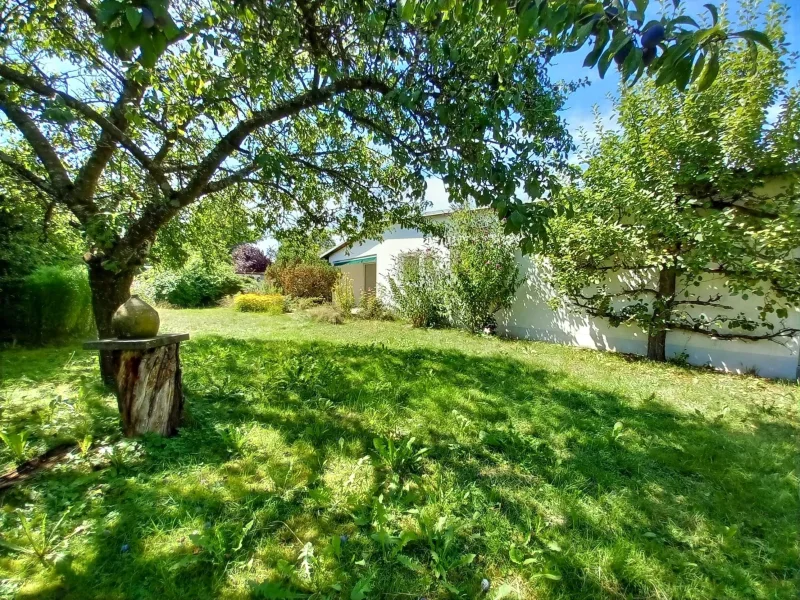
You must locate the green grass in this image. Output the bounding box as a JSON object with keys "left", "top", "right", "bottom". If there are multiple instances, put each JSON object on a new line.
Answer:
{"left": 0, "top": 308, "right": 797, "bottom": 599}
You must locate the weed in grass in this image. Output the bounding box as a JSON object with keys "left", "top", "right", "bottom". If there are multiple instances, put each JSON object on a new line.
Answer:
{"left": 0, "top": 429, "right": 29, "bottom": 463}
{"left": 217, "top": 423, "right": 251, "bottom": 457}
{"left": 0, "top": 508, "right": 71, "bottom": 567}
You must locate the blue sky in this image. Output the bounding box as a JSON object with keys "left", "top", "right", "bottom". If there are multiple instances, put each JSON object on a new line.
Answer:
{"left": 423, "top": 0, "right": 800, "bottom": 211}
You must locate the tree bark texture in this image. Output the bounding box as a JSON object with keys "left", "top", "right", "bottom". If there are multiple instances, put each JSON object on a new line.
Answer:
{"left": 114, "top": 343, "right": 183, "bottom": 437}
{"left": 87, "top": 265, "right": 135, "bottom": 386}
{"left": 647, "top": 266, "right": 677, "bottom": 362}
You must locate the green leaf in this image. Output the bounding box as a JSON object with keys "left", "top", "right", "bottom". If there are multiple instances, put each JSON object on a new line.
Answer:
{"left": 152, "top": 31, "right": 168, "bottom": 57}
{"left": 126, "top": 7, "right": 142, "bottom": 30}
{"left": 597, "top": 44, "right": 616, "bottom": 79}
{"left": 671, "top": 15, "right": 699, "bottom": 28}
{"left": 704, "top": 3, "right": 718, "bottom": 25}
{"left": 396, "top": 553, "right": 424, "bottom": 572}
{"left": 583, "top": 29, "right": 608, "bottom": 68}
{"left": 674, "top": 54, "right": 694, "bottom": 91}
{"left": 518, "top": 4, "right": 539, "bottom": 39}
{"left": 492, "top": 584, "right": 517, "bottom": 599}
{"left": 492, "top": 0, "right": 508, "bottom": 20}
{"left": 139, "top": 35, "right": 157, "bottom": 68}
{"left": 397, "top": 0, "right": 416, "bottom": 22}
{"left": 350, "top": 575, "right": 373, "bottom": 600}
{"left": 733, "top": 29, "right": 773, "bottom": 51}
{"left": 97, "top": 0, "right": 122, "bottom": 24}
{"left": 690, "top": 52, "right": 706, "bottom": 83}
{"left": 695, "top": 49, "right": 719, "bottom": 91}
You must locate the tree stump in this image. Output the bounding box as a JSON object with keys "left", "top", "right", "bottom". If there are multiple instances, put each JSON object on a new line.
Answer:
{"left": 84, "top": 334, "right": 189, "bottom": 437}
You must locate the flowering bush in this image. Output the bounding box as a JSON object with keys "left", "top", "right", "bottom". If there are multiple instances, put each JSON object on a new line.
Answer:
{"left": 233, "top": 293, "right": 286, "bottom": 314}
{"left": 388, "top": 248, "right": 446, "bottom": 327}
{"left": 232, "top": 244, "right": 270, "bottom": 273}
{"left": 443, "top": 210, "right": 519, "bottom": 332}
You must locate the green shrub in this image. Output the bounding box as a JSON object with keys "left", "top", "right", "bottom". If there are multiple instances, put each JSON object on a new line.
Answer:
{"left": 306, "top": 304, "right": 345, "bottom": 324}
{"left": 358, "top": 290, "right": 393, "bottom": 320}
{"left": 388, "top": 249, "right": 446, "bottom": 327}
{"left": 19, "top": 265, "right": 95, "bottom": 342}
{"left": 233, "top": 293, "right": 286, "bottom": 314}
{"left": 268, "top": 262, "right": 338, "bottom": 299}
{"left": 443, "top": 210, "right": 520, "bottom": 332}
{"left": 332, "top": 272, "right": 355, "bottom": 313}
{"left": 150, "top": 260, "right": 242, "bottom": 308}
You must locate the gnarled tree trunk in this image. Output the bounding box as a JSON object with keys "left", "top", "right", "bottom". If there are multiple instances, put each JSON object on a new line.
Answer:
{"left": 87, "top": 263, "right": 135, "bottom": 386}
{"left": 647, "top": 266, "right": 677, "bottom": 361}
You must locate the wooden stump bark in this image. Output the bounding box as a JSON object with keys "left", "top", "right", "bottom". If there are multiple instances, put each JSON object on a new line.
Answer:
{"left": 84, "top": 334, "right": 189, "bottom": 437}
{"left": 116, "top": 344, "right": 183, "bottom": 436}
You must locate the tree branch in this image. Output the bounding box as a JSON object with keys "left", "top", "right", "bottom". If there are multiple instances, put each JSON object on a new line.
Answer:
{"left": 0, "top": 64, "right": 171, "bottom": 195}
{"left": 0, "top": 92, "right": 73, "bottom": 192}
{"left": 673, "top": 295, "right": 733, "bottom": 310}
{"left": 202, "top": 162, "right": 262, "bottom": 194}
{"left": 115, "top": 76, "right": 392, "bottom": 263}
{"left": 0, "top": 150, "right": 54, "bottom": 196}
{"left": 670, "top": 322, "right": 800, "bottom": 342}
{"left": 74, "top": 78, "right": 145, "bottom": 201}
{"left": 72, "top": 0, "right": 98, "bottom": 25}
{"left": 177, "top": 76, "right": 391, "bottom": 204}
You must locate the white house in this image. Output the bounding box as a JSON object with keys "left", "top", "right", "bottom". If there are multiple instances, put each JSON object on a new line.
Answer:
{"left": 321, "top": 209, "right": 800, "bottom": 380}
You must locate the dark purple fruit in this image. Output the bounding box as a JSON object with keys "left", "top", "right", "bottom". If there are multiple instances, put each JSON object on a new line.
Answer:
{"left": 642, "top": 46, "right": 657, "bottom": 66}
{"left": 141, "top": 7, "right": 155, "bottom": 29}
{"left": 614, "top": 41, "right": 633, "bottom": 65}
{"left": 641, "top": 24, "right": 665, "bottom": 49}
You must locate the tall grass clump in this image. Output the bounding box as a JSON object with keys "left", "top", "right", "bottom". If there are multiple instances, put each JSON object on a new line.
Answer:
{"left": 20, "top": 265, "right": 94, "bottom": 342}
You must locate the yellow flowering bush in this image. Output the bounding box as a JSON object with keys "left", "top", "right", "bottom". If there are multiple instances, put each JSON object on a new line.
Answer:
{"left": 233, "top": 293, "right": 285, "bottom": 314}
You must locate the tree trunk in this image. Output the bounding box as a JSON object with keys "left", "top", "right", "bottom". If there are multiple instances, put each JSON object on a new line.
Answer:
{"left": 87, "top": 264, "right": 135, "bottom": 386}
{"left": 646, "top": 266, "right": 677, "bottom": 362}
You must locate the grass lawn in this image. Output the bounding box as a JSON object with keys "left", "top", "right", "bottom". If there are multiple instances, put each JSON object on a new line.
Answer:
{"left": 0, "top": 308, "right": 798, "bottom": 599}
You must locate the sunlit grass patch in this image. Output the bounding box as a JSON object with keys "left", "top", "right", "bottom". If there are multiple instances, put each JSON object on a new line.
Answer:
{"left": 0, "top": 308, "right": 797, "bottom": 599}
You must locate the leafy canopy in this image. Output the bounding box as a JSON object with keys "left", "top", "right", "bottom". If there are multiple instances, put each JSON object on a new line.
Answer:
{"left": 545, "top": 0, "right": 799, "bottom": 345}
{"left": 0, "top": 0, "right": 772, "bottom": 283}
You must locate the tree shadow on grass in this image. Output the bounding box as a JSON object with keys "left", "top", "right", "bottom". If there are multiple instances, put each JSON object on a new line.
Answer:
{"left": 4, "top": 335, "right": 798, "bottom": 599}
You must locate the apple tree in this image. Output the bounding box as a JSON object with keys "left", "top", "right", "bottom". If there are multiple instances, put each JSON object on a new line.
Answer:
{"left": 545, "top": 1, "right": 799, "bottom": 361}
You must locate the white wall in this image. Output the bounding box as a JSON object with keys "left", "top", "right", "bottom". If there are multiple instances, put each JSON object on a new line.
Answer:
{"left": 496, "top": 254, "right": 800, "bottom": 379}
{"left": 327, "top": 215, "right": 449, "bottom": 302}
{"left": 327, "top": 219, "right": 800, "bottom": 380}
